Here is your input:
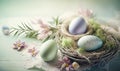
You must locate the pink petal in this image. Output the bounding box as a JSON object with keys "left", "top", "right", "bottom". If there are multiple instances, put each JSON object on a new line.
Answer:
{"left": 38, "top": 19, "right": 49, "bottom": 28}
{"left": 28, "top": 49, "right": 33, "bottom": 53}
{"left": 32, "top": 51, "right": 39, "bottom": 57}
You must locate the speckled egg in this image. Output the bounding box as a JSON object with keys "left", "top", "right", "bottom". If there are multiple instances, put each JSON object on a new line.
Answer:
{"left": 77, "top": 35, "right": 103, "bottom": 51}
{"left": 40, "top": 39, "right": 58, "bottom": 61}
{"left": 68, "top": 17, "right": 87, "bottom": 35}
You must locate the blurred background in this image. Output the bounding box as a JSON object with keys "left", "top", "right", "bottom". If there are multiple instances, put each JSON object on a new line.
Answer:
{"left": 0, "top": 0, "right": 120, "bottom": 19}
{"left": 0, "top": 0, "right": 120, "bottom": 26}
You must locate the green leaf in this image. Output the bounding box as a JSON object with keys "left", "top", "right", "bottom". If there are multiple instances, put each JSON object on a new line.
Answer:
{"left": 51, "top": 16, "right": 61, "bottom": 25}
{"left": 78, "top": 48, "right": 86, "bottom": 54}
{"left": 17, "top": 30, "right": 25, "bottom": 36}
{"left": 42, "top": 36, "right": 50, "bottom": 42}
{"left": 18, "top": 25, "right": 24, "bottom": 30}
{"left": 24, "top": 24, "right": 32, "bottom": 30}
{"left": 10, "top": 22, "right": 38, "bottom": 39}
{"left": 10, "top": 29, "right": 15, "bottom": 34}
{"left": 14, "top": 30, "right": 18, "bottom": 36}
{"left": 21, "top": 22, "right": 27, "bottom": 29}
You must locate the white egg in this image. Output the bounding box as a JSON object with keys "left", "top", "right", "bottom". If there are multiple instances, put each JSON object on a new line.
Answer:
{"left": 77, "top": 35, "right": 103, "bottom": 51}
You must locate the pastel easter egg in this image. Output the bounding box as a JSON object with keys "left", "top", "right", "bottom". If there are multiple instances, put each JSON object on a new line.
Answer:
{"left": 40, "top": 39, "right": 58, "bottom": 61}
{"left": 77, "top": 35, "right": 103, "bottom": 51}
{"left": 2, "top": 26, "right": 10, "bottom": 35}
{"left": 68, "top": 17, "right": 87, "bottom": 35}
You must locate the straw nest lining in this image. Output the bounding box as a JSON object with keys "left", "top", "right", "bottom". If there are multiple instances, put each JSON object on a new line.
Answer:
{"left": 60, "top": 16, "right": 93, "bottom": 41}
{"left": 57, "top": 17, "right": 120, "bottom": 66}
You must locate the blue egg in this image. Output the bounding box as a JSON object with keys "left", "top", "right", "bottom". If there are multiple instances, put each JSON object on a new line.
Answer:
{"left": 2, "top": 26, "right": 9, "bottom": 30}
{"left": 2, "top": 26, "right": 10, "bottom": 35}
{"left": 68, "top": 17, "right": 87, "bottom": 35}
{"left": 77, "top": 35, "right": 103, "bottom": 51}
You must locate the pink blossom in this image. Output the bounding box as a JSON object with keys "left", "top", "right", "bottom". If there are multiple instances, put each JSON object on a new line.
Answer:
{"left": 36, "top": 19, "right": 52, "bottom": 40}
{"left": 13, "top": 40, "right": 27, "bottom": 51}
{"left": 78, "top": 8, "right": 93, "bottom": 18}
{"left": 37, "top": 19, "right": 50, "bottom": 29}
{"left": 37, "top": 30, "right": 52, "bottom": 40}
{"left": 28, "top": 47, "right": 39, "bottom": 57}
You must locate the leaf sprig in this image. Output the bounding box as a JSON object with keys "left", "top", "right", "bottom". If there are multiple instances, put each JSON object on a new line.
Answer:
{"left": 10, "top": 17, "right": 62, "bottom": 40}
{"left": 10, "top": 23, "right": 38, "bottom": 38}
{"left": 49, "top": 16, "right": 63, "bottom": 26}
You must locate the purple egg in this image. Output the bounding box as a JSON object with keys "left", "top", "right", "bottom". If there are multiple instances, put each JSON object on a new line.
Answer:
{"left": 68, "top": 17, "right": 87, "bottom": 35}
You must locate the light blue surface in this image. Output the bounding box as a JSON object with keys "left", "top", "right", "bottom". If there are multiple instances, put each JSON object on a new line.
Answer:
{"left": 0, "top": 28, "right": 44, "bottom": 71}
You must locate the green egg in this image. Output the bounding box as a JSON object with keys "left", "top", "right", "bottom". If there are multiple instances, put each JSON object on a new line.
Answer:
{"left": 40, "top": 39, "right": 58, "bottom": 62}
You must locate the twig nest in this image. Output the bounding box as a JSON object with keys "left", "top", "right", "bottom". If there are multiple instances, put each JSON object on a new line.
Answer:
{"left": 58, "top": 17, "right": 119, "bottom": 67}
{"left": 60, "top": 16, "right": 93, "bottom": 40}
{"left": 58, "top": 14, "right": 120, "bottom": 69}
{"left": 101, "top": 25, "right": 120, "bottom": 41}
{"left": 77, "top": 35, "right": 103, "bottom": 51}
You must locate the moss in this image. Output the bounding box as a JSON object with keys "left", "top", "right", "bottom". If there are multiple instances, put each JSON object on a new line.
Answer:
{"left": 89, "top": 19, "right": 116, "bottom": 48}
{"left": 61, "top": 37, "right": 74, "bottom": 48}
{"left": 93, "top": 23, "right": 100, "bottom": 31}
{"left": 105, "top": 38, "right": 116, "bottom": 48}
{"left": 89, "top": 19, "right": 100, "bottom": 30}
{"left": 77, "top": 48, "right": 86, "bottom": 53}
{"left": 96, "top": 29, "right": 106, "bottom": 42}
{"left": 89, "top": 19, "right": 106, "bottom": 41}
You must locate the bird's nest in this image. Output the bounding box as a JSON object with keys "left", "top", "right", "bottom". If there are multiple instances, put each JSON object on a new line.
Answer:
{"left": 56, "top": 16, "right": 120, "bottom": 67}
